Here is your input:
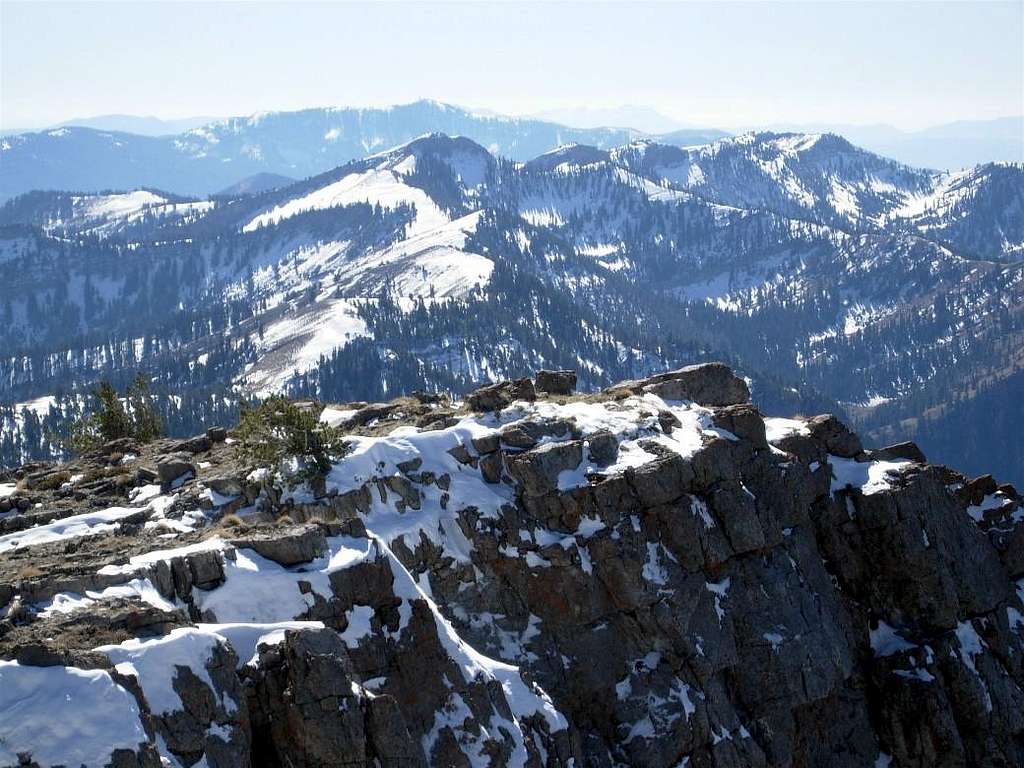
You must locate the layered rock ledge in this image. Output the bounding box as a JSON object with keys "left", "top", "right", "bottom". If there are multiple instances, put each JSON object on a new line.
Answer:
{"left": 0, "top": 363, "right": 1021, "bottom": 767}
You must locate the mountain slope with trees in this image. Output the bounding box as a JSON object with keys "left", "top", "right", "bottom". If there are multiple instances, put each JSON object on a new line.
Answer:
{"left": 0, "top": 132, "right": 1020, "bottom": 484}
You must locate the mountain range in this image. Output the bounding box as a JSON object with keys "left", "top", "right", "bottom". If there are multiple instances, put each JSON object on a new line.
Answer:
{"left": 0, "top": 108, "right": 1021, "bottom": 485}
{"left": 0, "top": 101, "right": 639, "bottom": 202}
{"left": 0, "top": 100, "right": 718, "bottom": 202}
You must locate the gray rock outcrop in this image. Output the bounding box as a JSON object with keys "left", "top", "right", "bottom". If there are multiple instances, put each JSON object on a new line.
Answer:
{"left": 0, "top": 365, "right": 1021, "bottom": 768}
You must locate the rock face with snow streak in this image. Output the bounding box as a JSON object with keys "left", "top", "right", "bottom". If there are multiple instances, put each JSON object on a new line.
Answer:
{"left": 1, "top": 363, "right": 1023, "bottom": 767}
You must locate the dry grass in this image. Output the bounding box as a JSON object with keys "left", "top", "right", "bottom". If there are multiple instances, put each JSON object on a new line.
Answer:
{"left": 80, "top": 465, "right": 131, "bottom": 484}
{"left": 16, "top": 564, "right": 45, "bottom": 579}
{"left": 31, "top": 471, "right": 72, "bottom": 492}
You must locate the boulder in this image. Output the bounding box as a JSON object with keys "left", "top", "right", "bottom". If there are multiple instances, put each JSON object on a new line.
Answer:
{"left": 805, "top": 414, "right": 863, "bottom": 458}
{"left": 479, "top": 451, "right": 504, "bottom": 484}
{"left": 471, "top": 433, "right": 501, "bottom": 455}
{"left": 536, "top": 369, "right": 577, "bottom": 396}
{"left": 610, "top": 362, "right": 750, "bottom": 406}
{"left": 501, "top": 418, "right": 576, "bottom": 450}
{"left": 499, "top": 425, "right": 537, "bottom": 450}
{"left": 869, "top": 441, "right": 927, "bottom": 463}
{"left": 102, "top": 437, "right": 140, "bottom": 456}
{"left": 205, "top": 474, "right": 244, "bottom": 497}
{"left": 155, "top": 452, "right": 196, "bottom": 484}
{"left": 383, "top": 475, "right": 421, "bottom": 510}
{"left": 466, "top": 377, "right": 536, "bottom": 412}
{"left": 961, "top": 474, "right": 998, "bottom": 506}
{"left": 206, "top": 426, "right": 228, "bottom": 443}
{"left": 248, "top": 628, "right": 371, "bottom": 767}
{"left": 586, "top": 430, "right": 619, "bottom": 466}
{"left": 446, "top": 444, "right": 476, "bottom": 466}
{"left": 229, "top": 525, "right": 328, "bottom": 566}
{"left": 348, "top": 402, "right": 401, "bottom": 427}
{"left": 167, "top": 434, "right": 212, "bottom": 455}
{"left": 505, "top": 440, "right": 584, "bottom": 497}
{"left": 712, "top": 404, "right": 768, "bottom": 449}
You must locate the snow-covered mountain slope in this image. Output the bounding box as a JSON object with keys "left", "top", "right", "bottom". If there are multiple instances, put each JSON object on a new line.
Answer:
{"left": 891, "top": 161, "right": 1024, "bottom": 260}
{"left": 609, "top": 133, "right": 936, "bottom": 230}
{"left": 0, "top": 188, "right": 216, "bottom": 239}
{"left": 0, "top": 132, "right": 1021, "bottom": 486}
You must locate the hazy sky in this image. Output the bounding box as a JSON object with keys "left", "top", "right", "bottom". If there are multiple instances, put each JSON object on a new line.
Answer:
{"left": 2, "top": 1, "right": 1021, "bottom": 131}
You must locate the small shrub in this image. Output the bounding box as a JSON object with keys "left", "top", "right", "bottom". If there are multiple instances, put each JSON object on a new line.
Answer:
{"left": 219, "top": 513, "right": 245, "bottom": 529}
{"left": 34, "top": 471, "right": 71, "bottom": 491}
{"left": 80, "top": 466, "right": 129, "bottom": 484}
{"left": 234, "top": 396, "right": 348, "bottom": 483}
{"left": 68, "top": 374, "right": 162, "bottom": 453}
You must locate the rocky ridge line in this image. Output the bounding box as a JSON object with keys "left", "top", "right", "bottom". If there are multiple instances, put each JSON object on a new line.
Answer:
{"left": 0, "top": 364, "right": 1021, "bottom": 767}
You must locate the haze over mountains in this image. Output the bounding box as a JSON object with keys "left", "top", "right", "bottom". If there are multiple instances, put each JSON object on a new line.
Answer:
{"left": 1, "top": 102, "right": 1021, "bottom": 487}
{"left": 3, "top": 101, "right": 1019, "bottom": 200}
{"left": 0, "top": 101, "right": 646, "bottom": 202}
{"left": 756, "top": 116, "right": 1024, "bottom": 171}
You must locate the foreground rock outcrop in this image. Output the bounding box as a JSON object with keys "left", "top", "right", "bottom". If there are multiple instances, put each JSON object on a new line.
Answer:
{"left": 0, "top": 363, "right": 1021, "bottom": 767}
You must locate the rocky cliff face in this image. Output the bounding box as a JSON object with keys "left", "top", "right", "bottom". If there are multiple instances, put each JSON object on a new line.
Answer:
{"left": 0, "top": 364, "right": 1021, "bottom": 768}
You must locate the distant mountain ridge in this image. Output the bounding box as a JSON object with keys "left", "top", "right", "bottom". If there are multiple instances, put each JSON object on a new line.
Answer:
{"left": 4, "top": 104, "right": 1017, "bottom": 200}
{"left": 216, "top": 172, "right": 296, "bottom": 197}
{"left": 0, "top": 114, "right": 219, "bottom": 136}
{"left": 753, "top": 116, "right": 1024, "bottom": 170}
{"left": 0, "top": 100, "right": 645, "bottom": 201}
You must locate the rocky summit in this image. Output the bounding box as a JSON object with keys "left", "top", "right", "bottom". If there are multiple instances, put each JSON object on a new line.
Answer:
{"left": 0, "top": 363, "right": 1022, "bottom": 768}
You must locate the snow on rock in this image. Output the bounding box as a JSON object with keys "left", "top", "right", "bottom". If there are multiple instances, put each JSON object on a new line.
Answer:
{"left": 378, "top": 533, "right": 569, "bottom": 760}
{"left": 327, "top": 420, "right": 509, "bottom": 563}
{"left": 97, "top": 627, "right": 234, "bottom": 716}
{"left": 967, "top": 492, "right": 1014, "bottom": 523}
{"left": 0, "top": 487, "right": 189, "bottom": 554}
{"left": 198, "top": 621, "right": 326, "bottom": 666}
{"left": 0, "top": 505, "right": 144, "bottom": 554}
{"left": 705, "top": 577, "right": 731, "bottom": 622}
{"left": 106, "top": 534, "right": 375, "bottom": 624}
{"left": 320, "top": 406, "right": 360, "bottom": 427}
{"left": 764, "top": 417, "right": 809, "bottom": 443}
{"left": 37, "top": 578, "right": 177, "bottom": 619}
{"left": 98, "top": 538, "right": 229, "bottom": 577}
{"left": 339, "top": 605, "right": 377, "bottom": 648}
{"left": 503, "top": 392, "right": 716, "bottom": 489}
{"left": 0, "top": 661, "right": 149, "bottom": 766}
{"left": 870, "top": 621, "right": 917, "bottom": 657}
{"left": 829, "top": 456, "right": 910, "bottom": 495}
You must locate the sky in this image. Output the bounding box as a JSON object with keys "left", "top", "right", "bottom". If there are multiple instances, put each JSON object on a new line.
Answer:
{"left": 1, "top": 1, "right": 1022, "bottom": 131}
